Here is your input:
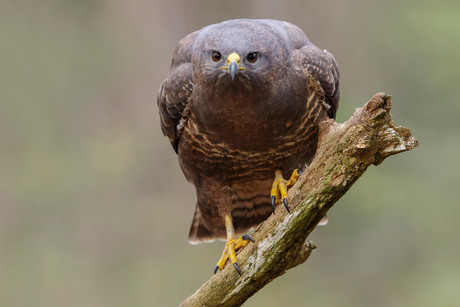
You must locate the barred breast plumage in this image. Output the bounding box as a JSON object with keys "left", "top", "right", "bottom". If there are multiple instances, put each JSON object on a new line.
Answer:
{"left": 157, "top": 19, "right": 340, "bottom": 253}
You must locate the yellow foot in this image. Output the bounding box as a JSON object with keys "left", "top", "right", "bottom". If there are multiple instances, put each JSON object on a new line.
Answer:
{"left": 214, "top": 235, "right": 255, "bottom": 276}
{"left": 270, "top": 169, "right": 302, "bottom": 214}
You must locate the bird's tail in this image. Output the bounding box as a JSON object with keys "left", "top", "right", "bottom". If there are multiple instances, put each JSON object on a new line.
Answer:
{"left": 188, "top": 182, "right": 274, "bottom": 244}
{"left": 187, "top": 177, "right": 330, "bottom": 245}
{"left": 188, "top": 204, "right": 225, "bottom": 245}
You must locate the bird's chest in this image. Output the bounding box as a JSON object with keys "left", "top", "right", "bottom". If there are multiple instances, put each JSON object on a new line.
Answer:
{"left": 179, "top": 102, "right": 313, "bottom": 181}
{"left": 177, "top": 86, "right": 323, "bottom": 182}
{"left": 189, "top": 97, "right": 305, "bottom": 152}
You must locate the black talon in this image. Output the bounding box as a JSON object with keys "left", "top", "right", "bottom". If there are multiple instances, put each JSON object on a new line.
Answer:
{"left": 297, "top": 169, "right": 303, "bottom": 176}
{"left": 233, "top": 262, "right": 242, "bottom": 276}
{"left": 242, "top": 234, "right": 255, "bottom": 243}
{"left": 271, "top": 195, "right": 276, "bottom": 214}
{"left": 283, "top": 198, "right": 291, "bottom": 214}
{"left": 214, "top": 265, "right": 219, "bottom": 275}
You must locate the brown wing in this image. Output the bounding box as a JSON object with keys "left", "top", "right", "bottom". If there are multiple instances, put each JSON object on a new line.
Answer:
{"left": 281, "top": 21, "right": 340, "bottom": 119}
{"left": 157, "top": 31, "right": 198, "bottom": 153}
{"left": 300, "top": 44, "right": 340, "bottom": 119}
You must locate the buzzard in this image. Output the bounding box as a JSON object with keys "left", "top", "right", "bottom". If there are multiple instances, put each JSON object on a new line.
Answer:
{"left": 157, "top": 19, "right": 340, "bottom": 275}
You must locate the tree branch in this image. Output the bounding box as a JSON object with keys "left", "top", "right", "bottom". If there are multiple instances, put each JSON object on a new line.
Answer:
{"left": 180, "top": 93, "right": 419, "bottom": 307}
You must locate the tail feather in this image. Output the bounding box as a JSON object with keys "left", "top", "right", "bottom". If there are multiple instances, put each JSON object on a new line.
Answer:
{"left": 230, "top": 181, "right": 273, "bottom": 235}
{"left": 318, "top": 214, "right": 328, "bottom": 226}
{"left": 188, "top": 204, "right": 225, "bottom": 244}
{"left": 188, "top": 180, "right": 316, "bottom": 244}
{"left": 231, "top": 195, "right": 272, "bottom": 236}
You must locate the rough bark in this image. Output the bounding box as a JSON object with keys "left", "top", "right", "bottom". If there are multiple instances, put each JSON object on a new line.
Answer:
{"left": 180, "top": 93, "right": 419, "bottom": 307}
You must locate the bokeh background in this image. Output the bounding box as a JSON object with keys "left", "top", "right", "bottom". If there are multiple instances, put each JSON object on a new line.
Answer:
{"left": 1, "top": 0, "right": 459, "bottom": 306}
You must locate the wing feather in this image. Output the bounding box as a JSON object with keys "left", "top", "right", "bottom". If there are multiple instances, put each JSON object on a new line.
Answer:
{"left": 299, "top": 44, "right": 340, "bottom": 119}
{"left": 281, "top": 21, "right": 340, "bottom": 118}
{"left": 157, "top": 31, "right": 198, "bottom": 152}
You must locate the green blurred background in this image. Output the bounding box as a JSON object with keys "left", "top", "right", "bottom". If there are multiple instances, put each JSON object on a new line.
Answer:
{"left": 1, "top": 0, "right": 459, "bottom": 306}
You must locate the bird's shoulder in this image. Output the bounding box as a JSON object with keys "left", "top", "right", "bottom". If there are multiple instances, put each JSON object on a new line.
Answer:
{"left": 267, "top": 20, "right": 340, "bottom": 119}
{"left": 170, "top": 30, "right": 199, "bottom": 68}
{"left": 157, "top": 31, "right": 200, "bottom": 153}
{"left": 284, "top": 29, "right": 340, "bottom": 119}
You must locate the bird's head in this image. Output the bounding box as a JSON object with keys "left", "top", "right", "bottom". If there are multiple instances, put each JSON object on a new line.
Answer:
{"left": 192, "top": 19, "right": 290, "bottom": 92}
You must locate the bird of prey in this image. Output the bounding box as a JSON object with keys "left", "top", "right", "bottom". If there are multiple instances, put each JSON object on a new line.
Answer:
{"left": 157, "top": 19, "right": 340, "bottom": 275}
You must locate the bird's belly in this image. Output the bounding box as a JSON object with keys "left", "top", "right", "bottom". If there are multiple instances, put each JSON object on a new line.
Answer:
{"left": 179, "top": 116, "right": 319, "bottom": 183}
{"left": 178, "top": 91, "right": 330, "bottom": 184}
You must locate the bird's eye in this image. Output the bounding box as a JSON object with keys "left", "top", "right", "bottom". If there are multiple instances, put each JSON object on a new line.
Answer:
{"left": 211, "top": 51, "right": 222, "bottom": 62}
{"left": 247, "top": 52, "right": 258, "bottom": 63}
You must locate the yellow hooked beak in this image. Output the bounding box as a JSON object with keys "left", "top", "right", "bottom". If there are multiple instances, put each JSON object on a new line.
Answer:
{"left": 218, "top": 52, "right": 248, "bottom": 80}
